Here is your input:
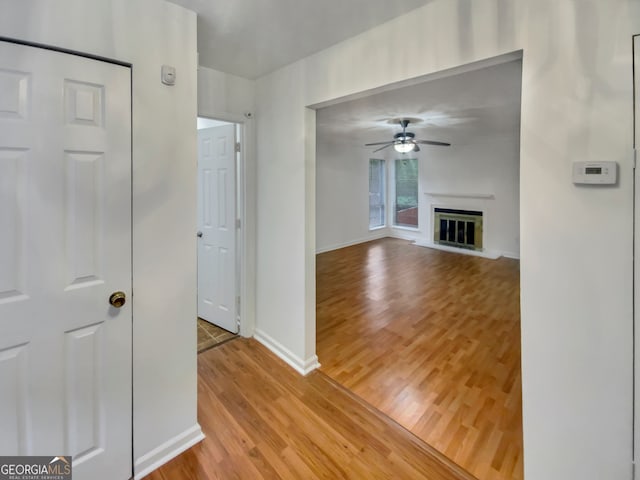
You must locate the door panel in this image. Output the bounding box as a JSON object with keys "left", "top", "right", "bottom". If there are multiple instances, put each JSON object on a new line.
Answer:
{"left": 64, "top": 323, "right": 104, "bottom": 459}
{"left": 197, "top": 125, "right": 237, "bottom": 333}
{"left": 0, "top": 41, "right": 131, "bottom": 479}
{"left": 65, "top": 151, "right": 104, "bottom": 288}
{"left": 0, "top": 343, "right": 28, "bottom": 455}
{"left": 0, "top": 148, "right": 27, "bottom": 301}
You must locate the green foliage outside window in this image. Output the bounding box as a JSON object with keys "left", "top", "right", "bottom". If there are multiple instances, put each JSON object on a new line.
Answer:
{"left": 394, "top": 158, "right": 418, "bottom": 226}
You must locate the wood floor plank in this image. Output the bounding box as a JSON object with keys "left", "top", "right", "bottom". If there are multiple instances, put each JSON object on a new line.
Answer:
{"left": 316, "top": 238, "right": 522, "bottom": 480}
{"left": 144, "top": 337, "right": 476, "bottom": 480}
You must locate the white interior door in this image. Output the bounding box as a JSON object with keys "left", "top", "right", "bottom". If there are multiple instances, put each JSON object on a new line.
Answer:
{"left": 0, "top": 41, "right": 132, "bottom": 479}
{"left": 197, "top": 125, "right": 238, "bottom": 333}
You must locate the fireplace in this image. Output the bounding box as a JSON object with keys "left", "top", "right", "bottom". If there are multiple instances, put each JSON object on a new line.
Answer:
{"left": 433, "top": 208, "right": 483, "bottom": 251}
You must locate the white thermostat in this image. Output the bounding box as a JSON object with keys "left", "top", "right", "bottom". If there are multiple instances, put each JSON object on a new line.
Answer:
{"left": 161, "top": 65, "right": 176, "bottom": 86}
{"left": 572, "top": 161, "right": 617, "bottom": 185}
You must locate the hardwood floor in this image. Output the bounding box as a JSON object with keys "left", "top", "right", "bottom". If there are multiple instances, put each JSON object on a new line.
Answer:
{"left": 316, "top": 238, "right": 522, "bottom": 480}
{"left": 144, "top": 338, "right": 476, "bottom": 480}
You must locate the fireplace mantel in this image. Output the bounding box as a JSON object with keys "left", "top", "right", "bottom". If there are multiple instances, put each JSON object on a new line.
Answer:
{"left": 424, "top": 192, "right": 495, "bottom": 199}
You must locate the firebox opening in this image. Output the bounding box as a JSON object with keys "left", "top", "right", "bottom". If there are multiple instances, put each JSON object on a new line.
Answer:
{"left": 434, "top": 208, "right": 483, "bottom": 251}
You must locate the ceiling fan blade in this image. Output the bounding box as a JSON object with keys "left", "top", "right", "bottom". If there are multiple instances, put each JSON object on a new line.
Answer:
{"left": 373, "top": 144, "right": 393, "bottom": 153}
{"left": 415, "top": 140, "right": 451, "bottom": 146}
{"left": 413, "top": 144, "right": 420, "bottom": 152}
{"left": 365, "top": 141, "right": 395, "bottom": 146}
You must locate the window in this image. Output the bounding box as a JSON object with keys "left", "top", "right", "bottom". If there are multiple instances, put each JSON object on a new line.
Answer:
{"left": 369, "top": 159, "right": 386, "bottom": 229}
{"left": 394, "top": 158, "right": 418, "bottom": 228}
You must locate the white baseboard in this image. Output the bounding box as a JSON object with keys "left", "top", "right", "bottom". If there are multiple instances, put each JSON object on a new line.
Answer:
{"left": 502, "top": 251, "right": 520, "bottom": 260}
{"left": 254, "top": 329, "right": 321, "bottom": 376}
{"left": 389, "top": 229, "right": 421, "bottom": 242}
{"left": 413, "top": 240, "right": 502, "bottom": 260}
{"left": 134, "top": 424, "right": 205, "bottom": 479}
{"left": 316, "top": 230, "right": 389, "bottom": 254}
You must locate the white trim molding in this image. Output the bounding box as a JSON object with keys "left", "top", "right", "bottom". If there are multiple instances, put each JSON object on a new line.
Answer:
{"left": 425, "top": 192, "right": 495, "bottom": 199}
{"left": 134, "top": 424, "right": 205, "bottom": 479}
{"left": 254, "top": 329, "right": 321, "bottom": 375}
{"left": 389, "top": 229, "right": 421, "bottom": 243}
{"left": 316, "top": 229, "right": 389, "bottom": 254}
{"left": 413, "top": 240, "right": 501, "bottom": 260}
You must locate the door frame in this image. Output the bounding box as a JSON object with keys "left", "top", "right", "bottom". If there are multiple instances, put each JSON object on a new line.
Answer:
{"left": 196, "top": 112, "right": 254, "bottom": 337}
{"left": 634, "top": 33, "right": 639, "bottom": 480}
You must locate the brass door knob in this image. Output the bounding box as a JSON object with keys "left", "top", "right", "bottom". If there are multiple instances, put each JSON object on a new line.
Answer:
{"left": 109, "top": 291, "right": 126, "bottom": 308}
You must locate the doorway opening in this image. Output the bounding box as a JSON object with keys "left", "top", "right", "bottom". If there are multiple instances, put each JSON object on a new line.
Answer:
{"left": 314, "top": 53, "right": 523, "bottom": 480}
{"left": 196, "top": 116, "right": 243, "bottom": 352}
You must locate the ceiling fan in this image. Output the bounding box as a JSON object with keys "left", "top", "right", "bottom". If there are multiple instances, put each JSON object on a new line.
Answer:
{"left": 364, "top": 119, "right": 450, "bottom": 153}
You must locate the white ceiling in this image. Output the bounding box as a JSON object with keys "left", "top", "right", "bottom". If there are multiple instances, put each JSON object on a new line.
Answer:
{"left": 167, "top": 0, "right": 430, "bottom": 79}
{"left": 316, "top": 59, "right": 523, "bottom": 150}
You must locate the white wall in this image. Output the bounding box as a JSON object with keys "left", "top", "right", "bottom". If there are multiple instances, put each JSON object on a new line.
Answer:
{"left": 198, "top": 66, "right": 255, "bottom": 119}
{"left": 255, "top": 64, "right": 320, "bottom": 372}
{"left": 0, "top": 1, "right": 200, "bottom": 476}
{"left": 255, "top": 1, "right": 639, "bottom": 479}
{"left": 316, "top": 139, "right": 389, "bottom": 252}
{"left": 417, "top": 132, "right": 520, "bottom": 258}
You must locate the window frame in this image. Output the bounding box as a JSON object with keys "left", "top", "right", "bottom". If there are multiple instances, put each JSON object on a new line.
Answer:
{"left": 368, "top": 158, "right": 386, "bottom": 230}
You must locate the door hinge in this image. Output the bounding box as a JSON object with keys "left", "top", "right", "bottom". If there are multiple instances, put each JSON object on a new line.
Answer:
{"left": 235, "top": 142, "right": 241, "bottom": 153}
{"left": 236, "top": 218, "right": 241, "bottom": 229}
{"left": 634, "top": 148, "right": 637, "bottom": 170}
{"left": 236, "top": 295, "right": 241, "bottom": 315}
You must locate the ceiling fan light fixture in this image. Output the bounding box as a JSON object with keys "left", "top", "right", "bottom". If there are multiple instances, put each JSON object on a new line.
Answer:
{"left": 394, "top": 142, "right": 415, "bottom": 153}
{"left": 365, "top": 118, "right": 450, "bottom": 153}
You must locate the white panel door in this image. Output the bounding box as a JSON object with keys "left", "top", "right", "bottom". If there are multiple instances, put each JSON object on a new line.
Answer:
{"left": 197, "top": 125, "right": 237, "bottom": 333}
{"left": 0, "top": 41, "right": 131, "bottom": 479}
